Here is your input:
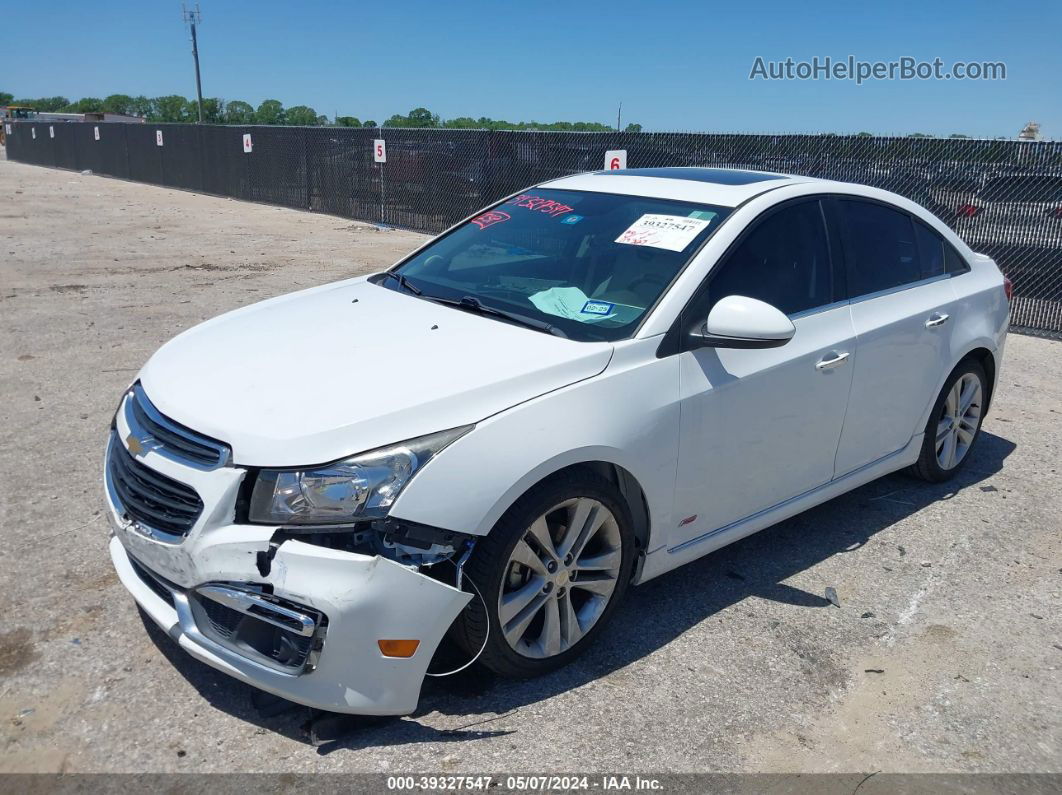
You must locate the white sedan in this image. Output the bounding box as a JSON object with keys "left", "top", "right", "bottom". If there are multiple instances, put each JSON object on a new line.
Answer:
{"left": 104, "top": 167, "right": 1009, "bottom": 714}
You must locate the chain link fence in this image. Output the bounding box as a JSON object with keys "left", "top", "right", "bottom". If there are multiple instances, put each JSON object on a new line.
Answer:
{"left": 6, "top": 120, "right": 1061, "bottom": 337}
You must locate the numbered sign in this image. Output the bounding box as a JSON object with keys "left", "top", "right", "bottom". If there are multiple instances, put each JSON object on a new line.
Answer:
{"left": 49, "top": 125, "right": 55, "bottom": 139}
{"left": 243, "top": 133, "right": 253, "bottom": 153}
{"left": 31, "top": 127, "right": 36, "bottom": 139}
{"left": 156, "top": 130, "right": 164, "bottom": 147}
{"left": 373, "top": 139, "right": 387, "bottom": 163}
{"left": 604, "top": 149, "right": 627, "bottom": 170}
{"left": 4, "top": 123, "right": 10, "bottom": 135}
{"left": 94, "top": 126, "right": 100, "bottom": 141}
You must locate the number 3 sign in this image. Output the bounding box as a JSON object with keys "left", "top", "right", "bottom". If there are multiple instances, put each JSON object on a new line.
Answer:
{"left": 373, "top": 139, "right": 387, "bottom": 163}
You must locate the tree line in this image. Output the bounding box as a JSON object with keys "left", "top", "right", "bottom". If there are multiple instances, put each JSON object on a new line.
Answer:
{"left": 1, "top": 91, "right": 640, "bottom": 131}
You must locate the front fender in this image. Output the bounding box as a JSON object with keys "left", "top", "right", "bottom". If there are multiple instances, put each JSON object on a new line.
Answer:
{"left": 388, "top": 338, "right": 682, "bottom": 548}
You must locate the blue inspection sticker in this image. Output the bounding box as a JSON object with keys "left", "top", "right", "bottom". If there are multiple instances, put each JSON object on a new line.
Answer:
{"left": 581, "top": 300, "right": 615, "bottom": 316}
{"left": 561, "top": 214, "right": 584, "bottom": 225}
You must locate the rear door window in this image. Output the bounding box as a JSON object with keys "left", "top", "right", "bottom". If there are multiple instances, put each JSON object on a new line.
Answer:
{"left": 840, "top": 200, "right": 922, "bottom": 297}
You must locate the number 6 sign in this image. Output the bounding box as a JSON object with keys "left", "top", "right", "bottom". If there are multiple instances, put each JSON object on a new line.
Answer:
{"left": 373, "top": 139, "right": 387, "bottom": 163}
{"left": 604, "top": 149, "right": 627, "bottom": 170}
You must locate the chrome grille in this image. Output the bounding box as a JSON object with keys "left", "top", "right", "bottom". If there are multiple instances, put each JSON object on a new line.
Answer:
{"left": 127, "top": 384, "right": 230, "bottom": 467}
{"left": 108, "top": 436, "right": 203, "bottom": 537}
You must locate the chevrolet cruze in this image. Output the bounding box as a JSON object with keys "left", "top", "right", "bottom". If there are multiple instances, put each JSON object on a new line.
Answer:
{"left": 104, "top": 167, "right": 1009, "bottom": 715}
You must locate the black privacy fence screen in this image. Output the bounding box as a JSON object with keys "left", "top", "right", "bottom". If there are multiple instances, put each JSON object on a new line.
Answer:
{"left": 6, "top": 120, "right": 1062, "bottom": 336}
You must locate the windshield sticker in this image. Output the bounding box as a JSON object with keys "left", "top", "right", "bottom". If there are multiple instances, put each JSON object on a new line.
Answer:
{"left": 561, "top": 214, "right": 584, "bottom": 225}
{"left": 581, "top": 300, "right": 615, "bottom": 316}
{"left": 507, "top": 194, "right": 575, "bottom": 218}
{"left": 470, "top": 210, "right": 511, "bottom": 230}
{"left": 530, "top": 287, "right": 615, "bottom": 323}
{"left": 688, "top": 209, "right": 718, "bottom": 221}
{"left": 615, "top": 214, "right": 711, "bottom": 252}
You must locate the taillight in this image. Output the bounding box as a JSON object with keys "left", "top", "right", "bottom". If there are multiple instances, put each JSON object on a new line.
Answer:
{"left": 1003, "top": 275, "right": 1013, "bottom": 302}
{"left": 957, "top": 204, "right": 981, "bottom": 218}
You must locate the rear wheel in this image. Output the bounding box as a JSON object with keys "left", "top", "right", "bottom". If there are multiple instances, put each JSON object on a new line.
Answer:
{"left": 452, "top": 472, "right": 634, "bottom": 678}
{"left": 910, "top": 360, "right": 987, "bottom": 482}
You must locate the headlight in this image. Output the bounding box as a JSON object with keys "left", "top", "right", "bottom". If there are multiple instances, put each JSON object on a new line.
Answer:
{"left": 248, "top": 425, "right": 472, "bottom": 526}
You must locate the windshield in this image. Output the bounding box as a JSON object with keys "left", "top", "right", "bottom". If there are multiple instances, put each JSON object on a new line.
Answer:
{"left": 383, "top": 188, "right": 731, "bottom": 341}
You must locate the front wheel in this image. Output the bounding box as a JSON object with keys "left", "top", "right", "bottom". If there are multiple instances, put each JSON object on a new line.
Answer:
{"left": 910, "top": 359, "right": 987, "bottom": 482}
{"left": 452, "top": 472, "right": 635, "bottom": 678}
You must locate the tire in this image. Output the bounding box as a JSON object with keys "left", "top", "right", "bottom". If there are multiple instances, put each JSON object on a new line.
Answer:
{"left": 452, "top": 471, "right": 635, "bottom": 678}
{"left": 910, "top": 359, "right": 987, "bottom": 483}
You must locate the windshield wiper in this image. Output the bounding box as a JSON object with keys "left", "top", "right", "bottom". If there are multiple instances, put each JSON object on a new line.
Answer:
{"left": 425, "top": 295, "right": 567, "bottom": 338}
{"left": 381, "top": 270, "right": 422, "bottom": 295}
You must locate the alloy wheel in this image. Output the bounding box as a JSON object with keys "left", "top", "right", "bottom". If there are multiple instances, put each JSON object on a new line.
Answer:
{"left": 936, "top": 372, "right": 982, "bottom": 470}
{"left": 497, "top": 497, "right": 622, "bottom": 659}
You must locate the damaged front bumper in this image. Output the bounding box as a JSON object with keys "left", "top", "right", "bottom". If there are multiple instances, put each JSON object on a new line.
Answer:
{"left": 104, "top": 433, "right": 472, "bottom": 716}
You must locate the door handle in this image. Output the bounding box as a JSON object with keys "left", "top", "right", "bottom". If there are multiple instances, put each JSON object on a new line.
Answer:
{"left": 816, "top": 351, "right": 850, "bottom": 370}
{"left": 925, "top": 312, "right": 950, "bottom": 328}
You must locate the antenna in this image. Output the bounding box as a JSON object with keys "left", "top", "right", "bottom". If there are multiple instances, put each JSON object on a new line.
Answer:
{"left": 182, "top": 4, "right": 205, "bottom": 123}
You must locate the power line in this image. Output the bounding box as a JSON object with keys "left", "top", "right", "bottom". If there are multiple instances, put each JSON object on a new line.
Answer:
{"left": 182, "top": 4, "right": 205, "bottom": 123}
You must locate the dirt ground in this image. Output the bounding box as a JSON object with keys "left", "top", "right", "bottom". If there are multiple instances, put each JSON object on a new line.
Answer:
{"left": 0, "top": 158, "right": 1059, "bottom": 775}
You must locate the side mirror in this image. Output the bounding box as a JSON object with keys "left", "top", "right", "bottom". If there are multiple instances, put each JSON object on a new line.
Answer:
{"left": 688, "top": 295, "right": 795, "bottom": 350}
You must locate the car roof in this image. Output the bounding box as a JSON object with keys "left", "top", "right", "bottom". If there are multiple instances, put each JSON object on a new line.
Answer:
{"left": 542, "top": 167, "right": 821, "bottom": 208}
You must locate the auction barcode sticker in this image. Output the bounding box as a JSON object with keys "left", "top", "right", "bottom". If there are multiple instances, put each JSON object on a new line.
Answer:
{"left": 615, "top": 214, "right": 710, "bottom": 252}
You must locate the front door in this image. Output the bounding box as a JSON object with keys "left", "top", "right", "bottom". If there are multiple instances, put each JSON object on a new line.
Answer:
{"left": 670, "top": 198, "right": 855, "bottom": 548}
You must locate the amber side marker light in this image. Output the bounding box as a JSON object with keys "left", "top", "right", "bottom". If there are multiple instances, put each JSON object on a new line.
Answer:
{"left": 378, "top": 639, "right": 420, "bottom": 658}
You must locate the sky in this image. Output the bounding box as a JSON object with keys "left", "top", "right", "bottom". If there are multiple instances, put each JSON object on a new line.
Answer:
{"left": 4, "top": 0, "right": 1060, "bottom": 138}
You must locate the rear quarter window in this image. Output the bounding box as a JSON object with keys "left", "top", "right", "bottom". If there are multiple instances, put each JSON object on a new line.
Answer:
{"left": 914, "top": 218, "right": 970, "bottom": 278}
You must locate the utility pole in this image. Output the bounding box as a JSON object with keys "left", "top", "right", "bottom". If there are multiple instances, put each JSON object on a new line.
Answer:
{"left": 617, "top": 101, "right": 622, "bottom": 132}
{"left": 183, "top": 4, "right": 205, "bottom": 123}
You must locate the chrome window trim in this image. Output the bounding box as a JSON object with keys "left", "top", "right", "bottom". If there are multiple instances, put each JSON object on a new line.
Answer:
{"left": 788, "top": 298, "right": 853, "bottom": 322}
{"left": 847, "top": 272, "right": 954, "bottom": 306}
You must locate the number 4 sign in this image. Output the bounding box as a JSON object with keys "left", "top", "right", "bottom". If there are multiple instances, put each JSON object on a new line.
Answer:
{"left": 243, "top": 133, "right": 253, "bottom": 153}
{"left": 373, "top": 139, "right": 387, "bottom": 163}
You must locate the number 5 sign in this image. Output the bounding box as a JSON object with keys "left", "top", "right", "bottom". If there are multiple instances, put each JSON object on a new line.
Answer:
{"left": 604, "top": 149, "right": 627, "bottom": 170}
{"left": 373, "top": 139, "right": 387, "bottom": 163}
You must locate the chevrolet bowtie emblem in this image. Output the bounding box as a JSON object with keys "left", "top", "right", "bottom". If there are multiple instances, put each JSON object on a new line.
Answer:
{"left": 126, "top": 434, "right": 144, "bottom": 456}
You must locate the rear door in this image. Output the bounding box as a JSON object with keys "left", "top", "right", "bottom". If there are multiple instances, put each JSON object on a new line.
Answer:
{"left": 832, "top": 198, "right": 961, "bottom": 475}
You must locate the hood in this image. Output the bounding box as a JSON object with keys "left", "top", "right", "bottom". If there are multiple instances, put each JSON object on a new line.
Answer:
{"left": 139, "top": 277, "right": 613, "bottom": 466}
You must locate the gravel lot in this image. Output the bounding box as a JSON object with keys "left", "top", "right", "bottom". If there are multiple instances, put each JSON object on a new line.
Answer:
{"left": 1, "top": 158, "right": 1059, "bottom": 775}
